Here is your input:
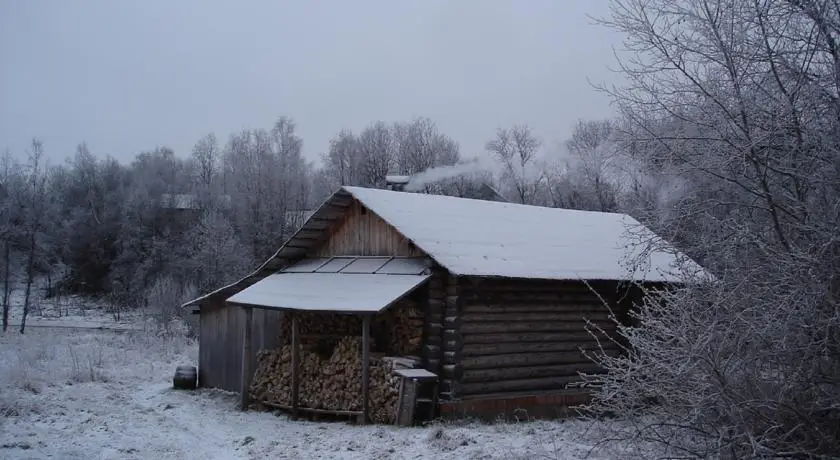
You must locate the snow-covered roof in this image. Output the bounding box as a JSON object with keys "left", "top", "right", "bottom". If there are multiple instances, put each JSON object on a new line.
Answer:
{"left": 226, "top": 256, "right": 431, "bottom": 313}
{"left": 183, "top": 186, "right": 707, "bottom": 309}
{"left": 342, "top": 186, "right": 707, "bottom": 283}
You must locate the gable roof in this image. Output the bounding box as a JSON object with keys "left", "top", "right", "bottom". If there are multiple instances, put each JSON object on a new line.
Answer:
{"left": 184, "top": 186, "right": 709, "bottom": 308}
{"left": 344, "top": 186, "right": 706, "bottom": 282}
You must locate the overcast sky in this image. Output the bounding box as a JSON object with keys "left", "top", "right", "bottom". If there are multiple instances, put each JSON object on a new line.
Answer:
{"left": 1, "top": 0, "right": 625, "bottom": 165}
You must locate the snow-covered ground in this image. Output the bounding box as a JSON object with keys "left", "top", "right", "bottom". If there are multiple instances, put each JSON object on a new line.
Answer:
{"left": 3, "top": 283, "right": 144, "bottom": 331}
{"left": 0, "top": 308, "right": 626, "bottom": 459}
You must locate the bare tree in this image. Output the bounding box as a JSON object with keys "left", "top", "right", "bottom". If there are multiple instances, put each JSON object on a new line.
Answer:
{"left": 0, "top": 149, "right": 21, "bottom": 332}
{"left": 564, "top": 119, "right": 621, "bottom": 212}
{"left": 191, "top": 133, "right": 219, "bottom": 190}
{"left": 324, "top": 129, "right": 360, "bottom": 187}
{"left": 393, "top": 117, "right": 460, "bottom": 174}
{"left": 485, "top": 125, "right": 545, "bottom": 204}
{"left": 357, "top": 121, "right": 395, "bottom": 187}
{"left": 19, "top": 139, "right": 49, "bottom": 334}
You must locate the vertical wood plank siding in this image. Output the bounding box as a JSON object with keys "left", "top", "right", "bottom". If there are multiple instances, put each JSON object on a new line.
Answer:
{"left": 456, "top": 278, "right": 626, "bottom": 399}
{"left": 198, "top": 302, "right": 283, "bottom": 392}
{"left": 311, "top": 200, "right": 421, "bottom": 257}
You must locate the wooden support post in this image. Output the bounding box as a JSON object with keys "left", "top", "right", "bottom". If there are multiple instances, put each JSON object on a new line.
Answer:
{"left": 240, "top": 306, "right": 253, "bottom": 411}
{"left": 361, "top": 315, "right": 371, "bottom": 425}
{"left": 291, "top": 313, "right": 300, "bottom": 420}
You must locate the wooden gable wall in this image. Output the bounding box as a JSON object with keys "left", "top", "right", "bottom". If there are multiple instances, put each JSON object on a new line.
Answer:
{"left": 310, "top": 199, "right": 424, "bottom": 257}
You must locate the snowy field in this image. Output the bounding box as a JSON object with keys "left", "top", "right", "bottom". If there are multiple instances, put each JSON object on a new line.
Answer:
{"left": 0, "top": 307, "right": 628, "bottom": 459}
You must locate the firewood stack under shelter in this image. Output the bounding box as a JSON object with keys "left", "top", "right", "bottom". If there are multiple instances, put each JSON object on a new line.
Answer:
{"left": 247, "top": 299, "right": 426, "bottom": 423}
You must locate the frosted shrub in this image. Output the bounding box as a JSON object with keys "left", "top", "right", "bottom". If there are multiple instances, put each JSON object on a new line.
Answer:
{"left": 581, "top": 271, "right": 840, "bottom": 458}
{"left": 145, "top": 276, "right": 197, "bottom": 337}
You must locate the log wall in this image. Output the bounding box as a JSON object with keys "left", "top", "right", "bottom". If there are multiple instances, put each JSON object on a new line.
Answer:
{"left": 456, "top": 278, "right": 627, "bottom": 399}
{"left": 310, "top": 200, "right": 422, "bottom": 257}
{"left": 198, "top": 300, "right": 283, "bottom": 392}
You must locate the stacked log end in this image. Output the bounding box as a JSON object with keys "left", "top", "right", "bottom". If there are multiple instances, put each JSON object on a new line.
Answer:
{"left": 250, "top": 336, "right": 401, "bottom": 424}
{"left": 377, "top": 299, "right": 424, "bottom": 356}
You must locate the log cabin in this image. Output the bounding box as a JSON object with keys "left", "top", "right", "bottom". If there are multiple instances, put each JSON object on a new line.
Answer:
{"left": 182, "top": 186, "right": 708, "bottom": 423}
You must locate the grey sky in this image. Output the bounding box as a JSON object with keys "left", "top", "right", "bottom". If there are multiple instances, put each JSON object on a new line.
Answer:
{"left": 1, "top": 0, "right": 624, "bottom": 165}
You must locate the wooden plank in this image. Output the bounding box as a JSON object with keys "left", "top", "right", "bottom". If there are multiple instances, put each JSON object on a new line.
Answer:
{"left": 291, "top": 314, "right": 300, "bottom": 420}
{"left": 461, "top": 363, "right": 604, "bottom": 383}
{"left": 462, "top": 331, "right": 612, "bottom": 344}
{"left": 262, "top": 402, "right": 362, "bottom": 416}
{"left": 461, "top": 321, "right": 615, "bottom": 335}
{"left": 461, "top": 340, "right": 619, "bottom": 357}
{"left": 460, "top": 375, "right": 584, "bottom": 396}
{"left": 461, "top": 312, "right": 612, "bottom": 323}
{"left": 240, "top": 306, "right": 253, "bottom": 410}
{"left": 361, "top": 315, "right": 371, "bottom": 425}
{"left": 461, "top": 350, "right": 612, "bottom": 370}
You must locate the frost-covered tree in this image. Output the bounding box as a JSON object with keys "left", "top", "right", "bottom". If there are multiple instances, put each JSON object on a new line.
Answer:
{"left": 582, "top": 1, "right": 840, "bottom": 457}
{"left": 18, "top": 139, "right": 50, "bottom": 333}
{"left": 0, "top": 149, "right": 23, "bottom": 331}
{"left": 393, "top": 117, "right": 460, "bottom": 175}
{"left": 485, "top": 125, "right": 546, "bottom": 204}
{"left": 176, "top": 208, "right": 251, "bottom": 293}
{"left": 356, "top": 121, "right": 396, "bottom": 187}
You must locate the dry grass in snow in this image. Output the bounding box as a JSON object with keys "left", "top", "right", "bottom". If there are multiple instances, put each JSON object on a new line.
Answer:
{"left": 1, "top": 325, "right": 625, "bottom": 460}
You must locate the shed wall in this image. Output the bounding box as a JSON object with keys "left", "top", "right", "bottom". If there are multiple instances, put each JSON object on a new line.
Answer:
{"left": 310, "top": 200, "right": 422, "bottom": 257}
{"left": 198, "top": 300, "right": 283, "bottom": 392}
{"left": 455, "top": 278, "right": 625, "bottom": 399}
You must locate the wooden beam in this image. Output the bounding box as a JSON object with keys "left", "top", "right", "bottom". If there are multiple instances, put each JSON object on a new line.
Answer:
{"left": 461, "top": 350, "right": 622, "bottom": 370}
{"left": 462, "top": 340, "right": 620, "bottom": 357}
{"left": 460, "top": 375, "right": 584, "bottom": 396}
{"left": 461, "top": 320, "right": 615, "bottom": 334}
{"left": 462, "top": 331, "right": 612, "bottom": 344}
{"left": 461, "top": 363, "right": 605, "bottom": 383}
{"left": 291, "top": 313, "right": 300, "bottom": 420}
{"left": 240, "top": 306, "right": 253, "bottom": 411}
{"left": 361, "top": 315, "right": 371, "bottom": 425}
{"left": 461, "top": 312, "right": 612, "bottom": 323}
{"left": 462, "top": 304, "right": 611, "bottom": 314}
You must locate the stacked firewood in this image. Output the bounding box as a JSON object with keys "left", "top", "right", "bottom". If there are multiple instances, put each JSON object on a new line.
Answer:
{"left": 375, "top": 299, "right": 424, "bottom": 356}
{"left": 277, "top": 299, "right": 425, "bottom": 356}
{"left": 249, "top": 336, "right": 401, "bottom": 424}
{"left": 279, "top": 312, "right": 362, "bottom": 338}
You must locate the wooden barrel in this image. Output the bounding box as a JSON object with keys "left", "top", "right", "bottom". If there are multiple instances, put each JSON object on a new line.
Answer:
{"left": 173, "top": 365, "right": 197, "bottom": 390}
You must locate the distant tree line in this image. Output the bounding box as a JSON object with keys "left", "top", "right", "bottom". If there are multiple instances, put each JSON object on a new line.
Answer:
{"left": 0, "top": 110, "right": 705, "bottom": 333}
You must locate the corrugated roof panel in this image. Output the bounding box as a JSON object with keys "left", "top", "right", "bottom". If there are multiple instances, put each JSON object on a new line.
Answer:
{"left": 282, "top": 258, "right": 331, "bottom": 273}
{"left": 226, "top": 272, "right": 430, "bottom": 313}
{"left": 341, "top": 257, "right": 391, "bottom": 274}
{"left": 315, "top": 257, "right": 355, "bottom": 273}
{"left": 376, "top": 258, "right": 430, "bottom": 275}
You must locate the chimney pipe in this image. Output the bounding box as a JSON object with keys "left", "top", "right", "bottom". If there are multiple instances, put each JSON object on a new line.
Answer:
{"left": 385, "top": 175, "right": 410, "bottom": 191}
